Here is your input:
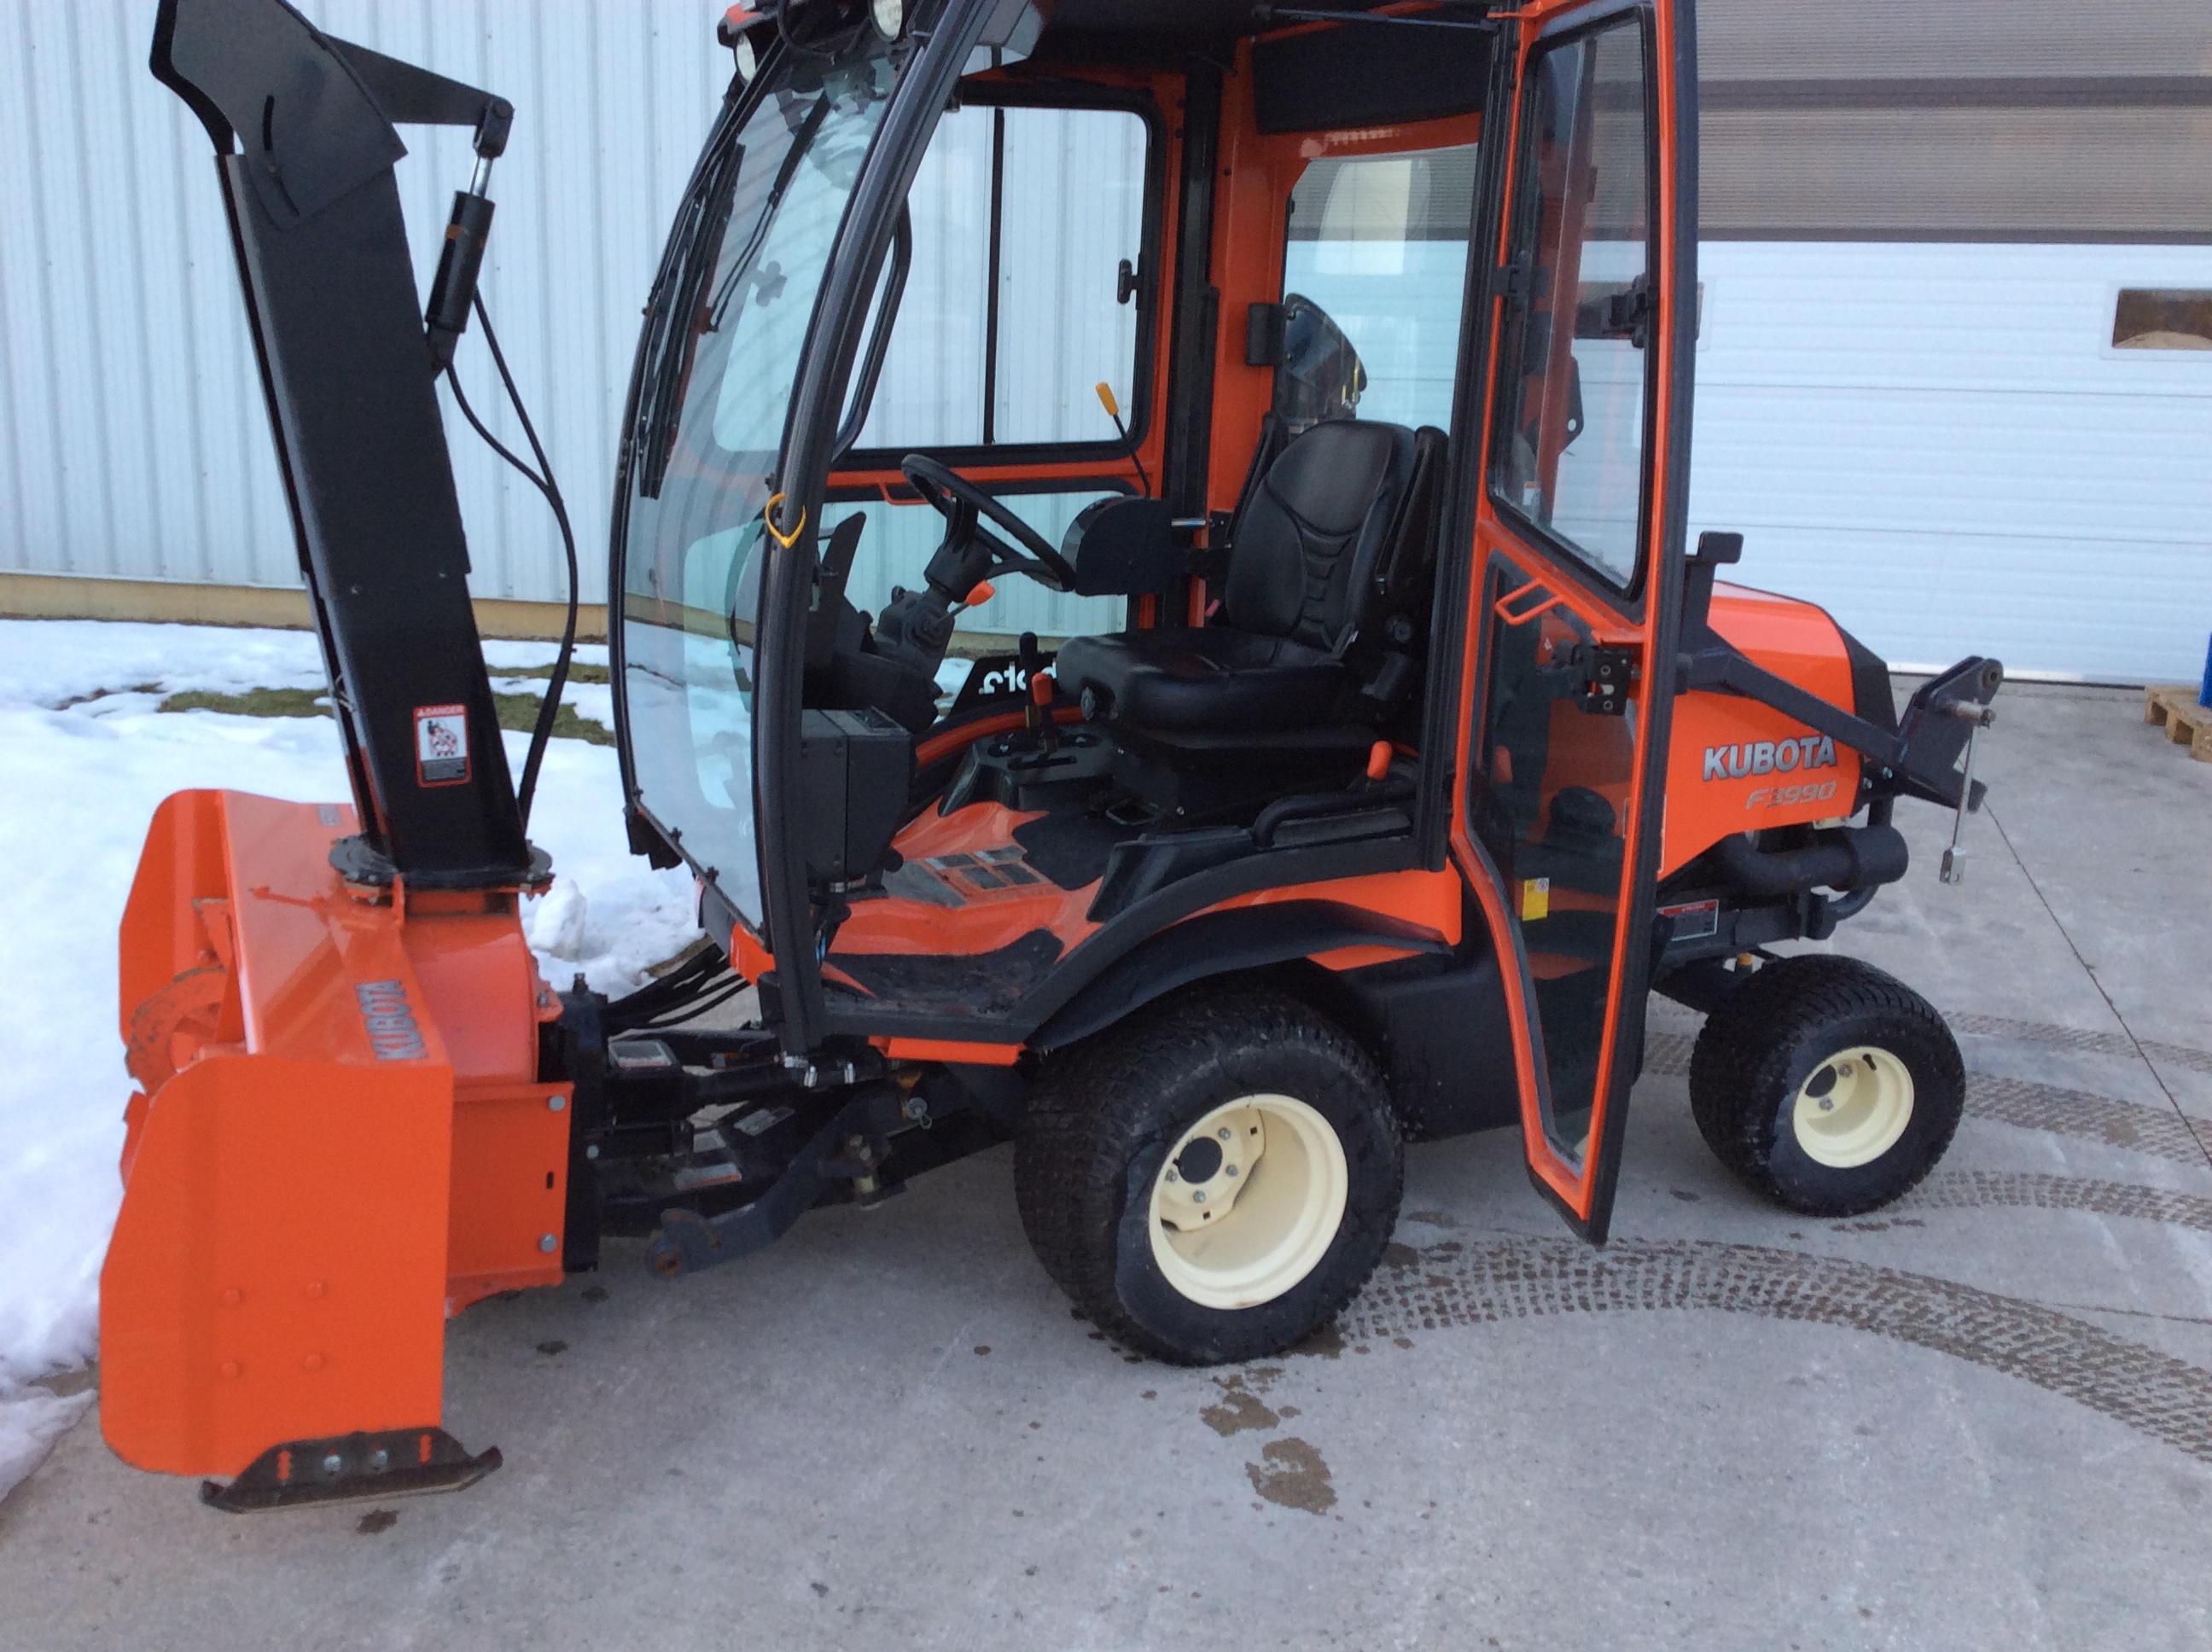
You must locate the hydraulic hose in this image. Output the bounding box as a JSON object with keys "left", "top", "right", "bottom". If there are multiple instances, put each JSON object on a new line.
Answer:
{"left": 443, "top": 292, "right": 579, "bottom": 831}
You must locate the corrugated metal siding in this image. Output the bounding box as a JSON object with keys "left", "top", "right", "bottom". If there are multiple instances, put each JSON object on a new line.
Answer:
{"left": 1696, "top": 0, "right": 2212, "bottom": 241}
{"left": 1688, "top": 242, "right": 2212, "bottom": 682}
{"left": 1697, "top": 0, "right": 2212, "bottom": 81}
{"left": 5, "top": 4, "right": 2209, "bottom": 681}
{"left": 0, "top": 0, "right": 728, "bottom": 604}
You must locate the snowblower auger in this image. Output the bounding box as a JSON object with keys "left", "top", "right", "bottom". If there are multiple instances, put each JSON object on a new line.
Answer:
{"left": 105, "top": 0, "right": 565, "bottom": 1508}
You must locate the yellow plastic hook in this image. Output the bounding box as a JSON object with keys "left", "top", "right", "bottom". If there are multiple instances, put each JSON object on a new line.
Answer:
{"left": 762, "top": 492, "right": 806, "bottom": 550}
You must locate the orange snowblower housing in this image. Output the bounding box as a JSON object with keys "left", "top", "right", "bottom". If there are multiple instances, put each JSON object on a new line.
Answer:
{"left": 106, "top": 793, "right": 567, "bottom": 1488}
{"left": 114, "top": 0, "right": 2002, "bottom": 1509}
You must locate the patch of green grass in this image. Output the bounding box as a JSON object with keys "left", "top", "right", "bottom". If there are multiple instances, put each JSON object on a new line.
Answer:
{"left": 492, "top": 691, "right": 614, "bottom": 746}
{"left": 161, "top": 687, "right": 330, "bottom": 718}
{"left": 55, "top": 682, "right": 163, "bottom": 710}
{"left": 158, "top": 683, "right": 614, "bottom": 747}
{"left": 498, "top": 661, "right": 612, "bottom": 684}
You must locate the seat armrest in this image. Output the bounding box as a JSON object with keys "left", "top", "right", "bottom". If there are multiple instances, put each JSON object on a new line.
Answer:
{"left": 1063, "top": 496, "right": 1179, "bottom": 596}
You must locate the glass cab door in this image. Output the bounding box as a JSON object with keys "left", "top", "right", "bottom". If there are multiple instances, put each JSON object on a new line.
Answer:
{"left": 1457, "top": 0, "right": 1694, "bottom": 1241}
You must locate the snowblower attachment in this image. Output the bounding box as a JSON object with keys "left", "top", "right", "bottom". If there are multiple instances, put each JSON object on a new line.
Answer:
{"left": 106, "top": 0, "right": 566, "bottom": 1507}
{"left": 105, "top": 792, "right": 568, "bottom": 1505}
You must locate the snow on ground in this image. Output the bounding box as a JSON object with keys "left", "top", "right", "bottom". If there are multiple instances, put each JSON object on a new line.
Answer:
{"left": 0, "top": 620, "right": 696, "bottom": 1499}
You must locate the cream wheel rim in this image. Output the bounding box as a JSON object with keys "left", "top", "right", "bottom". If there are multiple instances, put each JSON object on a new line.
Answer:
{"left": 1790, "top": 1044, "right": 1914, "bottom": 1168}
{"left": 1148, "top": 1094, "right": 1349, "bottom": 1311}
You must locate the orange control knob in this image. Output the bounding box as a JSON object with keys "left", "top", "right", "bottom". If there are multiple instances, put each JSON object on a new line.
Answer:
{"left": 1365, "top": 741, "right": 1391, "bottom": 782}
{"left": 964, "top": 579, "right": 997, "bottom": 608}
{"left": 1031, "top": 671, "right": 1055, "bottom": 706}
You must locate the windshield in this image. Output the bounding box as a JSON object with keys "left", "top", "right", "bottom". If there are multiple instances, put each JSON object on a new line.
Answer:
{"left": 618, "top": 36, "right": 904, "bottom": 929}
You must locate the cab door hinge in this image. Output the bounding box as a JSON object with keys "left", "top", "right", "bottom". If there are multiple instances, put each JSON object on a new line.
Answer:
{"left": 1490, "top": 256, "right": 1534, "bottom": 304}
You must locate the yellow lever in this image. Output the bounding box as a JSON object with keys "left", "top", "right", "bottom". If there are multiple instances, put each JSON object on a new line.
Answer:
{"left": 1094, "top": 381, "right": 1121, "bottom": 422}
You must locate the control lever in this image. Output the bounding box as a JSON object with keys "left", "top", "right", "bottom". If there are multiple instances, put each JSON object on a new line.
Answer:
{"left": 1939, "top": 700, "right": 1996, "bottom": 884}
{"left": 1026, "top": 671, "right": 1059, "bottom": 754}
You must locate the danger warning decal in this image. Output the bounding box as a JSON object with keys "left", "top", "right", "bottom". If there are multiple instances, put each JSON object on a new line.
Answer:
{"left": 414, "top": 702, "right": 470, "bottom": 786}
{"left": 356, "top": 980, "right": 428, "bottom": 1061}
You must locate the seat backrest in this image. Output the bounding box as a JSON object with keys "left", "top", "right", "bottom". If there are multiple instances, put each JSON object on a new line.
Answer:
{"left": 1221, "top": 418, "right": 1415, "bottom": 654}
{"left": 1371, "top": 424, "right": 1448, "bottom": 615}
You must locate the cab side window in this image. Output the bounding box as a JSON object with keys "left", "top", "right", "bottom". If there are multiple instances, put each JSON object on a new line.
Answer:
{"left": 849, "top": 103, "right": 1150, "bottom": 451}
{"left": 1489, "top": 20, "right": 1654, "bottom": 590}
{"left": 832, "top": 101, "right": 1153, "bottom": 647}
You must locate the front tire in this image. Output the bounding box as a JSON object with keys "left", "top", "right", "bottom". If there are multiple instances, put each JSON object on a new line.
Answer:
{"left": 1016, "top": 988, "right": 1402, "bottom": 1365}
{"left": 1688, "top": 955, "right": 1965, "bottom": 1217}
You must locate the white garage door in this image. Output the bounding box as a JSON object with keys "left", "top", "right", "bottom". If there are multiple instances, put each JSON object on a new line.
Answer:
{"left": 1686, "top": 243, "right": 2212, "bottom": 683}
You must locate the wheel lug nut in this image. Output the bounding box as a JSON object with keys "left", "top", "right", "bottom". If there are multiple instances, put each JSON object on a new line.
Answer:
{"left": 1224, "top": 1165, "right": 1238, "bottom": 1177}
{"left": 1819, "top": 1098, "right": 1835, "bottom": 1111}
{"left": 1165, "top": 1168, "right": 1179, "bottom": 1183}
{"left": 1192, "top": 1191, "right": 1206, "bottom": 1204}
{"left": 1218, "top": 1128, "right": 1233, "bottom": 1141}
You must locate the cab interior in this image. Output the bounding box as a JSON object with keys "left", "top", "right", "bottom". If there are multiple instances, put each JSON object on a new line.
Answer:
{"left": 784, "top": 9, "right": 1500, "bottom": 1020}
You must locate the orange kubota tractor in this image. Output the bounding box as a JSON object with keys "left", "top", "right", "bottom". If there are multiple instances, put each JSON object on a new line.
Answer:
{"left": 108, "top": 0, "right": 2000, "bottom": 1509}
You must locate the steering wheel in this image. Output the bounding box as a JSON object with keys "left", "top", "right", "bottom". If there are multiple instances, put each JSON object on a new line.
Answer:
{"left": 901, "top": 453, "right": 1081, "bottom": 595}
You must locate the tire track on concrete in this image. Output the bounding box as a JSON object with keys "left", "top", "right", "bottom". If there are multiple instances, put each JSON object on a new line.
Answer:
{"left": 1960, "top": 1076, "right": 2210, "bottom": 1166}
{"left": 1649, "top": 1006, "right": 2212, "bottom": 1079}
{"left": 1643, "top": 1022, "right": 2210, "bottom": 1166}
{"left": 1947, "top": 1010, "right": 2212, "bottom": 1079}
{"left": 1337, "top": 1236, "right": 2212, "bottom": 1465}
{"left": 1904, "top": 1169, "right": 2212, "bottom": 1233}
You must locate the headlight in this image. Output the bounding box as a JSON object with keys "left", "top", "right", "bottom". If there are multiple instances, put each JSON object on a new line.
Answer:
{"left": 870, "top": 0, "right": 904, "bottom": 39}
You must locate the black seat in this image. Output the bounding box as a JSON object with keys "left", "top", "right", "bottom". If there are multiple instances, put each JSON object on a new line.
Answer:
{"left": 1057, "top": 418, "right": 1417, "bottom": 735}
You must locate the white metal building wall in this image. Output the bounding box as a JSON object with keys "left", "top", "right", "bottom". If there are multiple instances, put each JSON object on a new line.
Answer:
{"left": 1689, "top": 242, "right": 2212, "bottom": 683}
{"left": 6, "top": 4, "right": 2209, "bottom": 681}
{"left": 0, "top": 0, "right": 730, "bottom": 607}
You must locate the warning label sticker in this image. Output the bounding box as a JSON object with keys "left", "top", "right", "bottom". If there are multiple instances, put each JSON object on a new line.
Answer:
{"left": 414, "top": 703, "right": 470, "bottom": 786}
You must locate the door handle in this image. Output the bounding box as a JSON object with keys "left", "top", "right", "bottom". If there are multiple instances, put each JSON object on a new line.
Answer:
{"left": 1494, "top": 576, "right": 1567, "bottom": 628}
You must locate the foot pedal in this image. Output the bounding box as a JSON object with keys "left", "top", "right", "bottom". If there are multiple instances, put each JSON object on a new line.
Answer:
{"left": 199, "top": 1427, "right": 501, "bottom": 1513}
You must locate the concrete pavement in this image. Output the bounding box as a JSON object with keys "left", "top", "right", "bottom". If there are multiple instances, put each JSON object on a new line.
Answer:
{"left": 3, "top": 680, "right": 2209, "bottom": 1650}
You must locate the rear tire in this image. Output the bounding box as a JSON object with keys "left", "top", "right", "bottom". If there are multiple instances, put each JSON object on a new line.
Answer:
{"left": 1016, "top": 988, "right": 1402, "bottom": 1365}
{"left": 1688, "top": 955, "right": 1964, "bottom": 1218}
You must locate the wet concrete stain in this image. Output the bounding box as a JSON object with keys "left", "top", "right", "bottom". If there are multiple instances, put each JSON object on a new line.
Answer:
{"left": 355, "top": 1509, "right": 396, "bottom": 1535}
{"left": 1200, "top": 1387, "right": 1279, "bottom": 1437}
{"left": 1288, "top": 1320, "right": 1346, "bottom": 1360}
{"left": 1246, "top": 1439, "right": 1336, "bottom": 1514}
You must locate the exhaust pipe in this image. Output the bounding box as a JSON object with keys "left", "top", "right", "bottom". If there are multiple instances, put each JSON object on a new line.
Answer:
{"left": 1710, "top": 823, "right": 1908, "bottom": 899}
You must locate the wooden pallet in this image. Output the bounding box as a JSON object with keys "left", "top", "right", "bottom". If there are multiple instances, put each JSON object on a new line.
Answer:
{"left": 2143, "top": 683, "right": 2212, "bottom": 761}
